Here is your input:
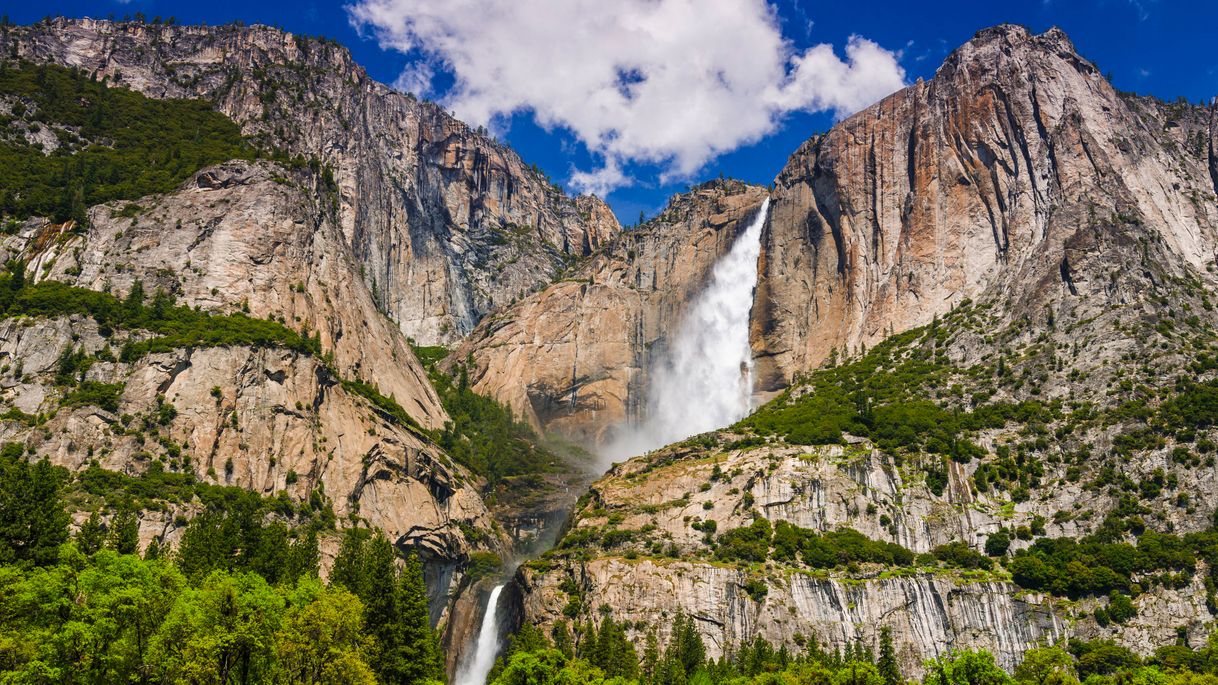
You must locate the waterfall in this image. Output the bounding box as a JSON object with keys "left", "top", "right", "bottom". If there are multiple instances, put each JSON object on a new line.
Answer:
{"left": 608, "top": 198, "right": 770, "bottom": 459}
{"left": 455, "top": 584, "right": 505, "bottom": 685}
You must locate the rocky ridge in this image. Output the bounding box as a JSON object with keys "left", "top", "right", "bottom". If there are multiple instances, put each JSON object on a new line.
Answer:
{"left": 752, "top": 25, "right": 1218, "bottom": 391}
{"left": 3, "top": 17, "right": 620, "bottom": 345}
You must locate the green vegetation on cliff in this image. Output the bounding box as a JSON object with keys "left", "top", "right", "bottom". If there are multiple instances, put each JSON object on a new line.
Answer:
{"left": 740, "top": 317, "right": 1054, "bottom": 466}
{"left": 0, "top": 60, "right": 255, "bottom": 225}
{"left": 412, "top": 344, "right": 589, "bottom": 505}
{"left": 2, "top": 273, "right": 321, "bottom": 359}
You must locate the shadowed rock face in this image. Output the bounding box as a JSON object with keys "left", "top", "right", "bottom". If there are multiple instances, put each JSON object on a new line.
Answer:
{"left": 753, "top": 24, "right": 1218, "bottom": 391}
{"left": 454, "top": 180, "right": 769, "bottom": 446}
{"left": 3, "top": 17, "right": 619, "bottom": 345}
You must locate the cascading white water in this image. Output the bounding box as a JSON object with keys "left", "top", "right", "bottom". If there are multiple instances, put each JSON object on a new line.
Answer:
{"left": 608, "top": 198, "right": 770, "bottom": 459}
{"left": 455, "top": 200, "right": 767, "bottom": 680}
{"left": 455, "top": 584, "right": 505, "bottom": 685}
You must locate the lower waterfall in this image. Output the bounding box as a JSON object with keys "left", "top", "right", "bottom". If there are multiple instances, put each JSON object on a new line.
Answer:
{"left": 455, "top": 584, "right": 505, "bottom": 685}
{"left": 608, "top": 197, "right": 770, "bottom": 459}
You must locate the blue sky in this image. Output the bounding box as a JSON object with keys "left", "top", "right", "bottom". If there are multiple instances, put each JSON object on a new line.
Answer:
{"left": 5, "top": 0, "right": 1217, "bottom": 224}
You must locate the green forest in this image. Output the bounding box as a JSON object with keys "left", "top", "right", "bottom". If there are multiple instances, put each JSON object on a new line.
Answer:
{"left": 0, "top": 60, "right": 254, "bottom": 225}
{"left": 0, "top": 438, "right": 445, "bottom": 684}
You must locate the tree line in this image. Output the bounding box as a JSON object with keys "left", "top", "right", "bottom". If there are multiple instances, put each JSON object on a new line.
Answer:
{"left": 0, "top": 441, "right": 445, "bottom": 684}
{"left": 488, "top": 613, "right": 1218, "bottom": 685}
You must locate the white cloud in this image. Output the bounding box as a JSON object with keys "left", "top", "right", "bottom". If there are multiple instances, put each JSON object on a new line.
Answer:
{"left": 347, "top": 0, "right": 905, "bottom": 194}
{"left": 392, "top": 61, "right": 435, "bottom": 97}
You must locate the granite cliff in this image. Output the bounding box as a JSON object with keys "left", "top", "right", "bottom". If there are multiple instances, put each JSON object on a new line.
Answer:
{"left": 753, "top": 24, "right": 1218, "bottom": 390}
{"left": 456, "top": 180, "right": 769, "bottom": 445}
{"left": 3, "top": 17, "right": 619, "bottom": 345}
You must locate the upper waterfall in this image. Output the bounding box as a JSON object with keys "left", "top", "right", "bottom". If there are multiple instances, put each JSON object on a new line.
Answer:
{"left": 608, "top": 197, "right": 769, "bottom": 458}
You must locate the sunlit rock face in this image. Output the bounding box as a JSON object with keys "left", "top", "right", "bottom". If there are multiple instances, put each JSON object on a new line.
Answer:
{"left": 753, "top": 25, "right": 1218, "bottom": 391}
{"left": 454, "top": 181, "right": 770, "bottom": 447}
{"left": 6, "top": 17, "right": 620, "bottom": 345}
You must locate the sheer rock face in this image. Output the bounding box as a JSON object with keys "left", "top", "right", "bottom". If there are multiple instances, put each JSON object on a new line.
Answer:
{"left": 0, "top": 162, "right": 508, "bottom": 643}
{"left": 520, "top": 559, "right": 1066, "bottom": 672}
{"left": 32, "top": 160, "right": 448, "bottom": 431}
{"left": 5, "top": 17, "right": 620, "bottom": 345}
{"left": 454, "top": 181, "right": 769, "bottom": 445}
{"left": 753, "top": 25, "right": 1218, "bottom": 391}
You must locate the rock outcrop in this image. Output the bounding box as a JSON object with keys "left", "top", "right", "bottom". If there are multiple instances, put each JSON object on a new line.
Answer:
{"left": 520, "top": 558, "right": 1067, "bottom": 672}
{"left": 0, "top": 161, "right": 509, "bottom": 655}
{"left": 753, "top": 25, "right": 1218, "bottom": 390}
{"left": 455, "top": 181, "right": 768, "bottom": 445}
{"left": 517, "top": 428, "right": 1215, "bottom": 673}
{"left": 4, "top": 17, "right": 620, "bottom": 345}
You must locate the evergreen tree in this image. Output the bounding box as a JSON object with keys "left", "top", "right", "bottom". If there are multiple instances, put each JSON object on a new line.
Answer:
{"left": 591, "top": 615, "right": 638, "bottom": 680}
{"left": 108, "top": 508, "right": 140, "bottom": 554}
{"left": 552, "top": 619, "right": 574, "bottom": 658}
{"left": 331, "top": 527, "right": 375, "bottom": 597}
{"left": 394, "top": 552, "right": 445, "bottom": 683}
{"left": 124, "top": 279, "right": 145, "bottom": 317}
{"left": 671, "top": 611, "right": 706, "bottom": 675}
{"left": 642, "top": 629, "right": 660, "bottom": 684}
{"left": 332, "top": 530, "right": 444, "bottom": 684}
{"left": 77, "top": 510, "right": 106, "bottom": 555}
{"left": 0, "top": 445, "right": 69, "bottom": 567}
{"left": 879, "top": 627, "right": 903, "bottom": 685}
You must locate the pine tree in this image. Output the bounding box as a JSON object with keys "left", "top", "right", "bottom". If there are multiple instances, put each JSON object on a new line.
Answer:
{"left": 360, "top": 534, "right": 404, "bottom": 679}
{"left": 592, "top": 615, "right": 638, "bottom": 680}
{"left": 552, "top": 619, "right": 574, "bottom": 658}
{"left": 642, "top": 629, "right": 660, "bottom": 684}
{"left": 0, "top": 446, "right": 69, "bottom": 568}
{"left": 878, "top": 627, "right": 903, "bottom": 685}
{"left": 330, "top": 527, "right": 374, "bottom": 596}
{"left": 394, "top": 552, "right": 445, "bottom": 684}
{"left": 77, "top": 511, "right": 105, "bottom": 554}
{"left": 335, "top": 531, "right": 444, "bottom": 685}
{"left": 124, "top": 279, "right": 145, "bottom": 317}
{"left": 664, "top": 611, "right": 706, "bottom": 682}
{"left": 108, "top": 508, "right": 140, "bottom": 554}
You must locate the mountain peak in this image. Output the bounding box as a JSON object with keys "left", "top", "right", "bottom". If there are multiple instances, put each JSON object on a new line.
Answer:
{"left": 937, "top": 23, "right": 1096, "bottom": 82}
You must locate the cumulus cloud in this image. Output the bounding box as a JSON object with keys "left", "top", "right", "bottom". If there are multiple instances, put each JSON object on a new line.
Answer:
{"left": 347, "top": 0, "right": 905, "bottom": 194}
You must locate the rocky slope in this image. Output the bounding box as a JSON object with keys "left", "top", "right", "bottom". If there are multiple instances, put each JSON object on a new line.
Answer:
{"left": 2, "top": 17, "right": 619, "bottom": 345}
{"left": 752, "top": 24, "right": 1218, "bottom": 391}
{"left": 513, "top": 25, "right": 1218, "bottom": 674}
{"left": 455, "top": 180, "right": 768, "bottom": 445}
{"left": 0, "top": 160, "right": 509, "bottom": 657}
